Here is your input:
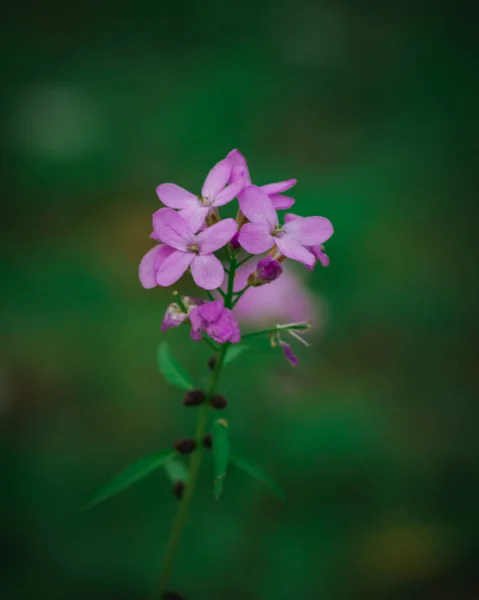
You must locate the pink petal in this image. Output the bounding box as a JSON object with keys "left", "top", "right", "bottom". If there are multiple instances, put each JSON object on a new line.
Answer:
{"left": 201, "top": 159, "right": 232, "bottom": 200}
{"left": 283, "top": 215, "right": 334, "bottom": 246}
{"left": 214, "top": 176, "right": 245, "bottom": 206}
{"left": 275, "top": 235, "right": 316, "bottom": 267}
{"left": 178, "top": 205, "right": 209, "bottom": 233}
{"left": 196, "top": 219, "right": 238, "bottom": 255}
{"left": 269, "top": 194, "right": 295, "bottom": 210}
{"left": 156, "top": 249, "right": 194, "bottom": 287}
{"left": 156, "top": 183, "right": 198, "bottom": 209}
{"left": 226, "top": 149, "right": 252, "bottom": 185}
{"left": 260, "top": 179, "right": 297, "bottom": 194}
{"left": 238, "top": 185, "right": 278, "bottom": 230}
{"left": 139, "top": 245, "right": 163, "bottom": 289}
{"left": 238, "top": 222, "right": 276, "bottom": 254}
{"left": 283, "top": 213, "right": 300, "bottom": 223}
{"left": 190, "top": 254, "right": 225, "bottom": 290}
{"left": 153, "top": 207, "right": 195, "bottom": 250}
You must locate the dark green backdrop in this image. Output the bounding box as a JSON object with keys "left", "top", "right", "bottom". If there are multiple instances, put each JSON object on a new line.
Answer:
{"left": 2, "top": 1, "right": 478, "bottom": 598}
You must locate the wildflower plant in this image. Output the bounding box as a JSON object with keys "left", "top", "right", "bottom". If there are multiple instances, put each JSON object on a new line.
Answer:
{"left": 85, "top": 150, "right": 333, "bottom": 598}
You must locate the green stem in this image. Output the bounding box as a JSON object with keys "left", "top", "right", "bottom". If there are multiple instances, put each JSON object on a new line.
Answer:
{"left": 241, "top": 323, "right": 311, "bottom": 339}
{"left": 157, "top": 258, "right": 239, "bottom": 597}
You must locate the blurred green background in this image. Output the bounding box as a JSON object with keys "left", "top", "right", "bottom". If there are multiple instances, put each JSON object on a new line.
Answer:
{"left": 1, "top": 1, "right": 478, "bottom": 598}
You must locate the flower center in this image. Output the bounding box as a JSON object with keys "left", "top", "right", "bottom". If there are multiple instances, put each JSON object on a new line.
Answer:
{"left": 200, "top": 195, "right": 214, "bottom": 207}
{"left": 273, "top": 225, "right": 284, "bottom": 237}
{"left": 187, "top": 243, "right": 199, "bottom": 254}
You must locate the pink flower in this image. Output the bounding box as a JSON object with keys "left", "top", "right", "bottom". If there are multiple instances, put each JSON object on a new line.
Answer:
{"left": 237, "top": 186, "right": 333, "bottom": 268}
{"left": 232, "top": 263, "right": 319, "bottom": 329}
{"left": 284, "top": 213, "right": 330, "bottom": 269}
{"left": 152, "top": 208, "right": 238, "bottom": 290}
{"left": 189, "top": 299, "right": 241, "bottom": 344}
{"left": 156, "top": 157, "right": 245, "bottom": 232}
{"left": 226, "top": 149, "right": 297, "bottom": 210}
{"left": 161, "top": 296, "right": 205, "bottom": 331}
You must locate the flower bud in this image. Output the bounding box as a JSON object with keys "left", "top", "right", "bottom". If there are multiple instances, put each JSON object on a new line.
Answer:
{"left": 173, "top": 481, "right": 185, "bottom": 499}
{"left": 174, "top": 438, "right": 196, "bottom": 454}
{"left": 230, "top": 232, "right": 241, "bottom": 251}
{"left": 210, "top": 394, "right": 228, "bottom": 410}
{"left": 183, "top": 389, "right": 205, "bottom": 406}
{"left": 247, "top": 257, "right": 283, "bottom": 287}
{"left": 203, "top": 433, "right": 213, "bottom": 449}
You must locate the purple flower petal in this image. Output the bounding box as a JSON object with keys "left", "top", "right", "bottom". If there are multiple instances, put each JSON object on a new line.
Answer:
{"left": 226, "top": 149, "right": 251, "bottom": 185}
{"left": 161, "top": 303, "right": 189, "bottom": 331}
{"left": 283, "top": 215, "right": 334, "bottom": 246}
{"left": 201, "top": 159, "right": 232, "bottom": 201}
{"left": 238, "top": 185, "right": 278, "bottom": 230}
{"left": 153, "top": 208, "right": 195, "bottom": 250}
{"left": 190, "top": 329, "right": 203, "bottom": 341}
{"left": 248, "top": 257, "right": 283, "bottom": 286}
{"left": 156, "top": 249, "right": 195, "bottom": 287}
{"left": 279, "top": 341, "right": 299, "bottom": 367}
{"left": 275, "top": 235, "right": 316, "bottom": 268}
{"left": 198, "top": 299, "right": 224, "bottom": 322}
{"left": 260, "top": 179, "right": 297, "bottom": 195}
{"left": 238, "top": 222, "right": 276, "bottom": 254}
{"left": 207, "top": 309, "right": 241, "bottom": 344}
{"left": 196, "top": 219, "right": 238, "bottom": 254}
{"left": 214, "top": 177, "right": 245, "bottom": 206}
{"left": 269, "top": 194, "right": 295, "bottom": 210}
{"left": 190, "top": 254, "right": 225, "bottom": 290}
{"left": 178, "top": 205, "right": 209, "bottom": 233}
{"left": 139, "top": 245, "right": 164, "bottom": 289}
{"left": 156, "top": 183, "right": 198, "bottom": 209}
{"left": 312, "top": 244, "right": 330, "bottom": 267}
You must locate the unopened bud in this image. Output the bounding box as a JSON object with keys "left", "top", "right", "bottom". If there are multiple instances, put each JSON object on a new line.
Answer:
{"left": 183, "top": 389, "right": 205, "bottom": 406}
{"left": 203, "top": 433, "right": 213, "bottom": 449}
{"left": 230, "top": 232, "right": 241, "bottom": 251}
{"left": 174, "top": 438, "right": 196, "bottom": 454}
{"left": 247, "top": 257, "right": 282, "bottom": 287}
{"left": 173, "top": 481, "right": 185, "bottom": 499}
{"left": 210, "top": 394, "right": 228, "bottom": 410}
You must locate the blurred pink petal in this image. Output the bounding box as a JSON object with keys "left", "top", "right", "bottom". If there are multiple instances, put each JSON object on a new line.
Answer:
{"left": 276, "top": 235, "right": 316, "bottom": 267}
{"left": 156, "top": 183, "right": 198, "bottom": 209}
{"left": 201, "top": 159, "right": 232, "bottom": 200}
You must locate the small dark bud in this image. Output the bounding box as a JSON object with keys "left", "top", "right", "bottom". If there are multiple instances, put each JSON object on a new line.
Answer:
{"left": 230, "top": 232, "right": 241, "bottom": 251}
{"left": 163, "top": 592, "right": 186, "bottom": 600}
{"left": 207, "top": 355, "right": 217, "bottom": 370}
{"left": 183, "top": 389, "right": 205, "bottom": 406}
{"left": 210, "top": 394, "right": 228, "bottom": 410}
{"left": 173, "top": 481, "right": 185, "bottom": 499}
{"left": 174, "top": 438, "right": 196, "bottom": 454}
{"left": 203, "top": 433, "right": 213, "bottom": 449}
{"left": 248, "top": 256, "right": 283, "bottom": 287}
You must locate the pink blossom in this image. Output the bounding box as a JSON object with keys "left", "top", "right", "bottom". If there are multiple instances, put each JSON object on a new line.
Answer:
{"left": 156, "top": 157, "right": 245, "bottom": 232}
{"left": 232, "top": 263, "right": 319, "bottom": 329}
{"left": 138, "top": 244, "right": 175, "bottom": 289}
{"left": 161, "top": 296, "right": 205, "bottom": 331}
{"left": 152, "top": 208, "right": 237, "bottom": 290}
{"left": 247, "top": 256, "right": 283, "bottom": 287}
{"left": 189, "top": 299, "right": 241, "bottom": 344}
{"left": 237, "top": 186, "right": 333, "bottom": 268}
{"left": 284, "top": 213, "right": 330, "bottom": 269}
{"left": 226, "top": 149, "right": 297, "bottom": 210}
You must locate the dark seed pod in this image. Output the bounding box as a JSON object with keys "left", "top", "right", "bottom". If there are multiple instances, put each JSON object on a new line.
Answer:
{"left": 207, "top": 355, "right": 217, "bottom": 370}
{"left": 163, "top": 592, "right": 186, "bottom": 600}
{"left": 174, "top": 438, "right": 197, "bottom": 454}
{"left": 183, "top": 389, "right": 205, "bottom": 406}
{"left": 210, "top": 394, "right": 228, "bottom": 410}
{"left": 203, "top": 433, "right": 213, "bottom": 450}
{"left": 173, "top": 481, "right": 185, "bottom": 499}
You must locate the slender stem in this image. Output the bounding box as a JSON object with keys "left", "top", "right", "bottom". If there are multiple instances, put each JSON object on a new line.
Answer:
{"left": 241, "top": 323, "right": 311, "bottom": 339}
{"left": 231, "top": 285, "right": 250, "bottom": 308}
{"left": 205, "top": 290, "right": 215, "bottom": 302}
{"left": 157, "top": 257, "right": 238, "bottom": 597}
{"left": 236, "top": 254, "right": 253, "bottom": 268}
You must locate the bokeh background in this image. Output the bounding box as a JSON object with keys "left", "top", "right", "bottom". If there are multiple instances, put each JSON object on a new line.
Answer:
{"left": 2, "top": 1, "right": 478, "bottom": 598}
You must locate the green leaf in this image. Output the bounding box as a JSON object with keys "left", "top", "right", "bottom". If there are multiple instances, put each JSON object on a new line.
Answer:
{"left": 212, "top": 418, "right": 230, "bottom": 500}
{"left": 164, "top": 456, "right": 189, "bottom": 485}
{"left": 157, "top": 341, "right": 194, "bottom": 391}
{"left": 224, "top": 344, "right": 248, "bottom": 365}
{"left": 230, "top": 455, "right": 286, "bottom": 502}
{"left": 82, "top": 450, "right": 176, "bottom": 511}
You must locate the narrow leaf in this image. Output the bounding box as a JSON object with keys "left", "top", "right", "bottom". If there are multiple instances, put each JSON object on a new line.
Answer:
{"left": 164, "top": 456, "right": 189, "bottom": 485}
{"left": 212, "top": 418, "right": 230, "bottom": 500}
{"left": 83, "top": 450, "right": 176, "bottom": 511}
{"left": 157, "top": 341, "right": 194, "bottom": 391}
{"left": 230, "top": 455, "right": 286, "bottom": 502}
{"left": 224, "top": 344, "right": 249, "bottom": 365}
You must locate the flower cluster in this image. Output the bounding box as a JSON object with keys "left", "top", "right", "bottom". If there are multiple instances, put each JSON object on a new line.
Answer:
{"left": 139, "top": 149, "right": 333, "bottom": 363}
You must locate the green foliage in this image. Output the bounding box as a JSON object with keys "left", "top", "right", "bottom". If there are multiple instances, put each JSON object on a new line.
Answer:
{"left": 224, "top": 344, "right": 248, "bottom": 365}
{"left": 164, "top": 456, "right": 189, "bottom": 485}
{"left": 157, "top": 341, "right": 194, "bottom": 391}
{"left": 83, "top": 450, "right": 176, "bottom": 510}
{"left": 230, "top": 455, "right": 286, "bottom": 502}
{"left": 212, "top": 418, "right": 230, "bottom": 500}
